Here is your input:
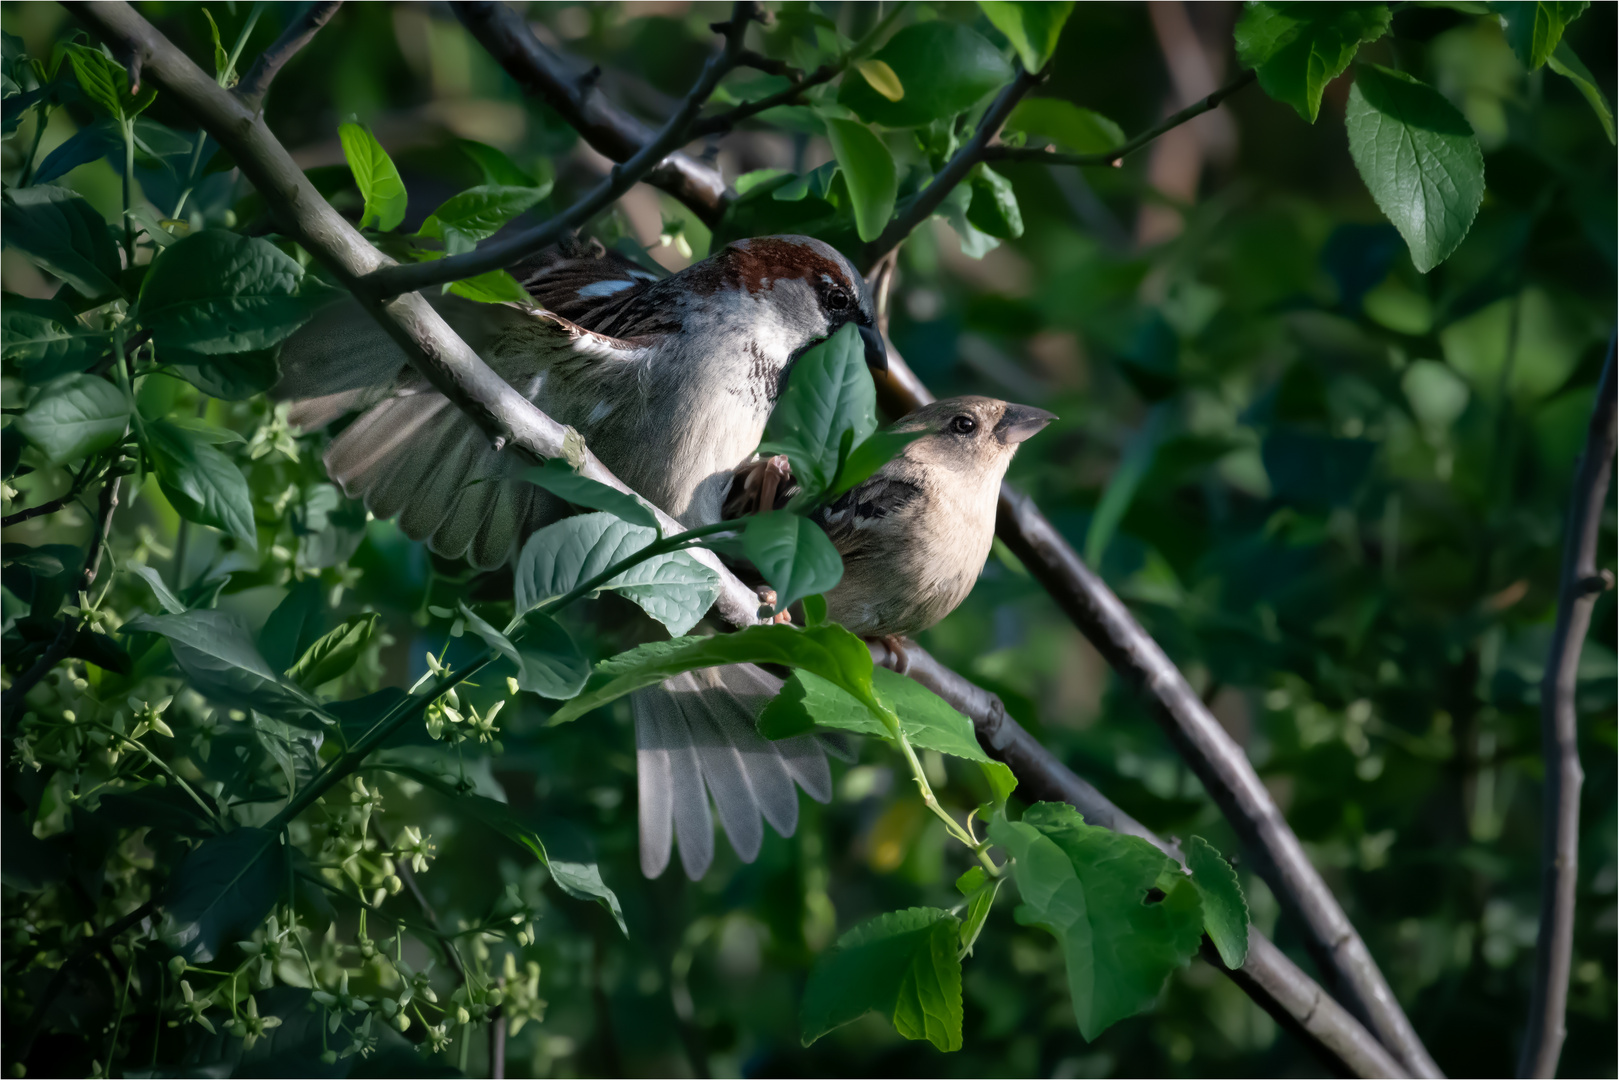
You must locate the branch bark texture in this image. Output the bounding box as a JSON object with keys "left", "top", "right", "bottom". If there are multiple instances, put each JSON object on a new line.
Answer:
{"left": 1519, "top": 338, "right": 1616, "bottom": 1079}
{"left": 236, "top": 0, "right": 342, "bottom": 108}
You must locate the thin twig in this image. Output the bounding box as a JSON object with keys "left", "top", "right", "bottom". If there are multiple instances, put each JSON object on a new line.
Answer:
{"left": 1520, "top": 336, "right": 1616, "bottom": 1079}
{"left": 360, "top": 2, "right": 757, "bottom": 297}
{"left": 689, "top": 61, "right": 841, "bottom": 136}
{"left": 2, "top": 458, "right": 97, "bottom": 527}
{"left": 983, "top": 69, "right": 1255, "bottom": 168}
{"left": 868, "top": 638, "right": 1404, "bottom": 1080}
{"left": 861, "top": 65, "right": 1045, "bottom": 269}
{"left": 235, "top": 0, "right": 342, "bottom": 109}
{"left": 451, "top": 0, "right": 728, "bottom": 226}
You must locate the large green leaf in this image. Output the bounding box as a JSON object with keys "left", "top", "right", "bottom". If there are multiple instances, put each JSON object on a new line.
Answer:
{"left": 168, "top": 347, "right": 280, "bottom": 401}
{"left": 137, "top": 230, "right": 328, "bottom": 355}
{"left": 13, "top": 373, "right": 129, "bottom": 466}
{"left": 144, "top": 419, "right": 257, "bottom": 547}
{"left": 1004, "top": 98, "right": 1125, "bottom": 154}
{"left": 977, "top": 2, "right": 1074, "bottom": 72}
{"left": 513, "top": 512, "right": 719, "bottom": 637}
{"left": 823, "top": 118, "right": 895, "bottom": 243}
{"left": 1234, "top": 3, "right": 1392, "bottom": 122}
{"left": 419, "top": 185, "right": 546, "bottom": 255}
{"left": 839, "top": 23, "right": 1013, "bottom": 128}
{"left": 1, "top": 185, "right": 123, "bottom": 299}
{"left": 63, "top": 43, "right": 155, "bottom": 121}
{"left": 124, "top": 609, "right": 324, "bottom": 723}
{"left": 800, "top": 907, "right": 963, "bottom": 1051}
{"left": 523, "top": 461, "right": 661, "bottom": 532}
{"left": 1547, "top": 40, "right": 1615, "bottom": 144}
{"left": 258, "top": 578, "right": 325, "bottom": 673}
{"left": 1, "top": 296, "right": 109, "bottom": 383}
{"left": 758, "top": 321, "right": 880, "bottom": 498}
{"left": 1496, "top": 1, "right": 1588, "bottom": 69}
{"left": 458, "top": 603, "right": 590, "bottom": 701}
{"left": 338, "top": 121, "right": 408, "bottom": 232}
{"left": 742, "top": 511, "right": 843, "bottom": 616}
{"left": 159, "top": 827, "right": 284, "bottom": 963}
{"left": 988, "top": 803, "right": 1204, "bottom": 1041}
{"left": 286, "top": 613, "right": 377, "bottom": 689}
{"left": 1345, "top": 65, "right": 1484, "bottom": 273}
{"left": 1185, "top": 836, "right": 1250, "bottom": 969}
{"left": 549, "top": 621, "right": 884, "bottom": 727}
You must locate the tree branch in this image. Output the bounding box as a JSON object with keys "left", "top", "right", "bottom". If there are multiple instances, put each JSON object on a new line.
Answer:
{"left": 689, "top": 61, "right": 841, "bottom": 137}
{"left": 360, "top": 2, "right": 756, "bottom": 298}
{"left": 872, "top": 345, "right": 1441, "bottom": 1078}
{"left": 451, "top": 0, "right": 729, "bottom": 228}
{"left": 867, "top": 638, "right": 1403, "bottom": 1080}
{"left": 983, "top": 69, "right": 1255, "bottom": 168}
{"left": 235, "top": 0, "right": 342, "bottom": 109}
{"left": 860, "top": 65, "right": 1045, "bottom": 270}
{"left": 1520, "top": 335, "right": 1617, "bottom": 1079}
{"left": 66, "top": 0, "right": 761, "bottom": 634}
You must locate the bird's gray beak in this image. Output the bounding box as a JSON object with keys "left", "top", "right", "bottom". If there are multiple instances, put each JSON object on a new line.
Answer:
{"left": 857, "top": 323, "right": 888, "bottom": 373}
{"left": 995, "top": 403, "right": 1057, "bottom": 444}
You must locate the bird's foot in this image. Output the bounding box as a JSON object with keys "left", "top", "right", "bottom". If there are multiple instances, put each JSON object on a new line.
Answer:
{"left": 757, "top": 454, "right": 792, "bottom": 514}
{"left": 879, "top": 634, "right": 910, "bottom": 676}
{"left": 723, "top": 454, "right": 795, "bottom": 519}
{"left": 757, "top": 587, "right": 793, "bottom": 625}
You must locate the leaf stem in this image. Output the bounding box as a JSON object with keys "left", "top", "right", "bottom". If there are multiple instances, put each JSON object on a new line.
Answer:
{"left": 18, "top": 104, "right": 53, "bottom": 187}
{"left": 79, "top": 718, "right": 220, "bottom": 825}
{"left": 120, "top": 118, "right": 136, "bottom": 263}
{"left": 891, "top": 723, "right": 1000, "bottom": 876}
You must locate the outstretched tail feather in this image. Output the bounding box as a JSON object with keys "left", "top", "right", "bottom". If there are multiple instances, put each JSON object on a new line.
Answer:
{"left": 633, "top": 664, "right": 833, "bottom": 880}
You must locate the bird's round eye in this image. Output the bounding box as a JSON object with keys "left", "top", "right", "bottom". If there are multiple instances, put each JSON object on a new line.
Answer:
{"left": 826, "top": 289, "right": 851, "bottom": 312}
{"left": 949, "top": 415, "right": 977, "bottom": 435}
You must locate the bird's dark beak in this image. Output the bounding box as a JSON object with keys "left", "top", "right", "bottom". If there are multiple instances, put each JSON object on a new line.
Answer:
{"left": 995, "top": 403, "right": 1057, "bottom": 445}
{"left": 857, "top": 323, "right": 888, "bottom": 373}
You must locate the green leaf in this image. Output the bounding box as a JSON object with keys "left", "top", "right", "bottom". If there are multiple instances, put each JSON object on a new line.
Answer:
{"left": 1345, "top": 65, "right": 1484, "bottom": 273}
{"left": 829, "top": 428, "right": 924, "bottom": 498}
{"left": 2, "top": 296, "right": 109, "bottom": 383}
{"left": 1, "top": 185, "right": 123, "bottom": 299}
{"left": 138, "top": 230, "right": 328, "bottom": 355}
{"left": 419, "top": 185, "right": 546, "bottom": 255}
{"left": 377, "top": 763, "right": 625, "bottom": 934}
{"left": 955, "top": 866, "right": 1002, "bottom": 957}
{"left": 1496, "top": 1, "right": 1588, "bottom": 69}
{"left": 823, "top": 118, "right": 895, "bottom": 243}
{"left": 286, "top": 613, "right": 377, "bottom": 689}
{"left": 338, "top": 120, "right": 408, "bottom": 232}
{"left": 159, "top": 827, "right": 284, "bottom": 963}
{"left": 839, "top": 23, "right": 1013, "bottom": 128}
{"left": 743, "top": 512, "right": 843, "bottom": 616}
{"left": 168, "top": 347, "right": 280, "bottom": 401}
{"left": 144, "top": 419, "right": 257, "bottom": 547}
{"left": 966, "top": 164, "right": 1023, "bottom": 240}
{"left": 523, "top": 460, "right": 661, "bottom": 532}
{"left": 201, "top": 8, "right": 229, "bottom": 82}
{"left": 514, "top": 512, "right": 719, "bottom": 637}
{"left": 128, "top": 563, "right": 186, "bottom": 615}
{"left": 1185, "top": 836, "right": 1250, "bottom": 969}
{"left": 446, "top": 268, "right": 532, "bottom": 305}
{"left": 1005, "top": 98, "right": 1124, "bottom": 154}
{"left": 458, "top": 603, "right": 590, "bottom": 700}
{"left": 1234, "top": 2, "right": 1392, "bottom": 122}
{"left": 64, "top": 43, "right": 155, "bottom": 121}
{"left": 258, "top": 577, "right": 324, "bottom": 672}
{"left": 550, "top": 621, "right": 885, "bottom": 727}
{"left": 759, "top": 322, "right": 880, "bottom": 497}
{"left": 123, "top": 609, "right": 324, "bottom": 723}
{"left": 977, "top": 1, "right": 1074, "bottom": 72}
{"left": 988, "top": 804, "right": 1204, "bottom": 1041}
{"left": 800, "top": 907, "right": 963, "bottom": 1051}
{"left": 13, "top": 373, "right": 129, "bottom": 466}
{"left": 1548, "top": 40, "right": 1615, "bottom": 143}
{"left": 457, "top": 139, "right": 547, "bottom": 190}
{"left": 30, "top": 117, "right": 120, "bottom": 185}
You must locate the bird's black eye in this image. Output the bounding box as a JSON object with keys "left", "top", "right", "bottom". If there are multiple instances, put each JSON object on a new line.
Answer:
{"left": 825, "top": 288, "right": 851, "bottom": 313}
{"left": 949, "top": 415, "right": 977, "bottom": 435}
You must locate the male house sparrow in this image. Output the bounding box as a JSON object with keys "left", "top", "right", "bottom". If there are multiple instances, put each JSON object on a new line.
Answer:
{"left": 276, "top": 235, "right": 885, "bottom": 878}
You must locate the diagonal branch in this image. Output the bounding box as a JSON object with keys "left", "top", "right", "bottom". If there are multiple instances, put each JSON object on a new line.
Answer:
{"left": 983, "top": 69, "right": 1255, "bottom": 168}
{"left": 235, "top": 0, "right": 342, "bottom": 109}
{"left": 1520, "top": 335, "right": 1616, "bottom": 1079}
{"left": 66, "top": 0, "right": 761, "bottom": 634}
{"left": 869, "top": 638, "right": 1404, "bottom": 1080}
{"left": 358, "top": 2, "right": 756, "bottom": 298}
{"left": 452, "top": 0, "right": 729, "bottom": 227}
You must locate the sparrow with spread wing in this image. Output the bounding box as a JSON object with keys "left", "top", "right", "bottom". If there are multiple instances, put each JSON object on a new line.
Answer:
{"left": 277, "top": 235, "right": 885, "bottom": 879}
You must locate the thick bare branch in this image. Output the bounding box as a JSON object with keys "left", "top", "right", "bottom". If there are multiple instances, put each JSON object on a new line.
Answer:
{"left": 235, "top": 0, "right": 342, "bottom": 109}
{"left": 983, "top": 69, "right": 1255, "bottom": 169}
{"left": 868, "top": 639, "right": 1403, "bottom": 1080}
{"left": 1520, "top": 336, "right": 1616, "bottom": 1079}
{"left": 871, "top": 344, "right": 1440, "bottom": 1078}
{"left": 451, "top": 0, "right": 729, "bottom": 227}
{"left": 66, "top": 0, "right": 761, "bottom": 633}
{"left": 360, "top": 3, "right": 756, "bottom": 297}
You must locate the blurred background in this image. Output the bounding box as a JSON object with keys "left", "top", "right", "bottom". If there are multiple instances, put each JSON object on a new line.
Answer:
{"left": 2, "top": 2, "right": 1614, "bottom": 1076}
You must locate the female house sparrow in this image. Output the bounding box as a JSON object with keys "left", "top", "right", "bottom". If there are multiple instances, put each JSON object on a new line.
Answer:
{"left": 276, "top": 235, "right": 885, "bottom": 879}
